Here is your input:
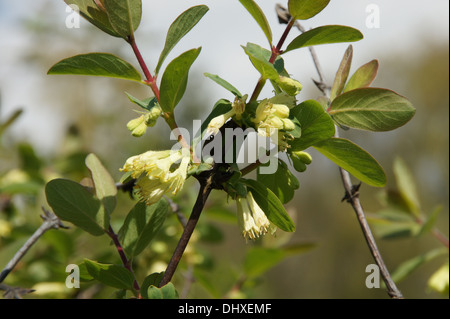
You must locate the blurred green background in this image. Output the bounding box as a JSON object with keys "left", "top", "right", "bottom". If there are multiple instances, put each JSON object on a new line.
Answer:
{"left": 0, "top": 0, "right": 448, "bottom": 299}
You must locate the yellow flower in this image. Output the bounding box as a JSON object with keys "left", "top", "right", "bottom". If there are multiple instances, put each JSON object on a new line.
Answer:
{"left": 206, "top": 109, "right": 235, "bottom": 136}
{"left": 127, "top": 115, "right": 147, "bottom": 137}
{"left": 126, "top": 106, "right": 162, "bottom": 137}
{"left": 121, "top": 149, "right": 190, "bottom": 205}
{"left": 277, "top": 76, "right": 303, "bottom": 96}
{"left": 236, "top": 192, "right": 273, "bottom": 240}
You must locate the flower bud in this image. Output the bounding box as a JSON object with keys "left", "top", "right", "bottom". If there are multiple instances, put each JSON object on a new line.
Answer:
{"left": 292, "top": 157, "right": 307, "bottom": 172}
{"left": 272, "top": 104, "right": 290, "bottom": 119}
{"left": 148, "top": 106, "right": 162, "bottom": 120}
{"left": 127, "top": 115, "right": 147, "bottom": 137}
{"left": 206, "top": 109, "right": 235, "bottom": 136}
{"left": 277, "top": 76, "right": 303, "bottom": 96}
{"left": 292, "top": 151, "right": 313, "bottom": 165}
{"left": 281, "top": 118, "right": 295, "bottom": 131}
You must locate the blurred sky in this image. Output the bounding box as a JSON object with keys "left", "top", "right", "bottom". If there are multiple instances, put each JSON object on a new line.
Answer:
{"left": 0, "top": 0, "right": 449, "bottom": 153}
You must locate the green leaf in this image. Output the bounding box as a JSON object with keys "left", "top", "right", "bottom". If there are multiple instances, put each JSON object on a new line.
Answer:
{"left": 159, "top": 48, "right": 202, "bottom": 112}
{"left": 244, "top": 247, "right": 286, "bottom": 278}
{"left": 243, "top": 179, "right": 296, "bottom": 232}
{"left": 313, "top": 138, "right": 386, "bottom": 187}
{"left": 344, "top": 60, "right": 379, "bottom": 93}
{"left": 118, "top": 200, "right": 169, "bottom": 258}
{"left": 125, "top": 93, "right": 158, "bottom": 112}
{"left": 393, "top": 157, "right": 421, "bottom": 217}
{"left": 244, "top": 244, "right": 315, "bottom": 277}
{"left": 45, "top": 179, "right": 108, "bottom": 236}
{"left": 369, "top": 216, "right": 419, "bottom": 239}
{"left": 140, "top": 272, "right": 165, "bottom": 298}
{"left": 257, "top": 160, "right": 299, "bottom": 204}
{"left": 390, "top": 248, "right": 448, "bottom": 284}
{"left": 155, "top": 5, "right": 209, "bottom": 75}
{"left": 204, "top": 73, "right": 242, "bottom": 97}
{"left": 329, "top": 88, "right": 415, "bottom": 132}
{"left": 146, "top": 283, "right": 179, "bottom": 299}
{"left": 64, "top": 0, "right": 121, "bottom": 37}
{"left": 289, "top": 99, "right": 335, "bottom": 151}
{"left": 242, "top": 43, "right": 279, "bottom": 81}
{"left": 48, "top": 53, "right": 142, "bottom": 82}
{"left": 239, "top": 0, "right": 273, "bottom": 45}
{"left": 288, "top": 0, "right": 330, "bottom": 20}
{"left": 284, "top": 25, "right": 363, "bottom": 54}
{"left": 104, "top": 0, "right": 142, "bottom": 38}
{"left": 417, "top": 206, "right": 442, "bottom": 237}
{"left": 330, "top": 45, "right": 353, "bottom": 101}
{"left": 84, "top": 259, "right": 135, "bottom": 290}
{"left": 85, "top": 153, "right": 117, "bottom": 215}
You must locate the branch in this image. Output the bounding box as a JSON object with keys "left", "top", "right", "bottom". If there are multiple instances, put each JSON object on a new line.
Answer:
{"left": 0, "top": 208, "right": 67, "bottom": 284}
{"left": 159, "top": 177, "right": 213, "bottom": 287}
{"left": 106, "top": 226, "right": 141, "bottom": 293}
{"left": 276, "top": 3, "right": 403, "bottom": 299}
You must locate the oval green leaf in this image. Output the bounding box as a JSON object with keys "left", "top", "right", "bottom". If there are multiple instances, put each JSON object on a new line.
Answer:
{"left": 329, "top": 88, "right": 416, "bottom": 131}
{"left": 289, "top": 99, "right": 335, "bottom": 151}
{"left": 242, "top": 43, "right": 279, "bottom": 81}
{"left": 84, "top": 259, "right": 135, "bottom": 290}
{"left": 330, "top": 45, "right": 353, "bottom": 101}
{"left": 118, "top": 199, "right": 169, "bottom": 258}
{"left": 288, "top": 0, "right": 330, "bottom": 20}
{"left": 104, "top": 0, "right": 142, "bottom": 38}
{"left": 344, "top": 60, "right": 379, "bottom": 93}
{"left": 257, "top": 160, "right": 299, "bottom": 204}
{"left": 313, "top": 137, "right": 386, "bottom": 187}
{"left": 159, "top": 48, "right": 202, "bottom": 112}
{"left": 155, "top": 5, "right": 209, "bottom": 75}
{"left": 239, "top": 0, "right": 273, "bottom": 45}
{"left": 85, "top": 153, "right": 117, "bottom": 215}
{"left": 45, "top": 179, "right": 108, "bottom": 236}
{"left": 64, "top": 0, "right": 121, "bottom": 37}
{"left": 48, "top": 53, "right": 142, "bottom": 82}
{"left": 284, "top": 25, "right": 363, "bottom": 54}
{"left": 146, "top": 283, "right": 179, "bottom": 299}
{"left": 204, "top": 73, "right": 242, "bottom": 98}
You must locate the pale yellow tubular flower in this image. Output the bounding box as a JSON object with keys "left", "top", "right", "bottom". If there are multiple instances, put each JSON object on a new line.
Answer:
{"left": 277, "top": 76, "right": 303, "bottom": 96}
{"left": 271, "top": 104, "right": 290, "bottom": 119}
{"left": 127, "top": 115, "right": 147, "bottom": 137}
{"left": 236, "top": 192, "right": 272, "bottom": 241}
{"left": 121, "top": 149, "right": 191, "bottom": 205}
{"left": 206, "top": 109, "right": 235, "bottom": 136}
{"left": 253, "top": 99, "right": 272, "bottom": 124}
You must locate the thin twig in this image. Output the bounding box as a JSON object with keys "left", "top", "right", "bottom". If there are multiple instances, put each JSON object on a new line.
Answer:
{"left": 0, "top": 207, "right": 67, "bottom": 284}
{"left": 335, "top": 131, "right": 404, "bottom": 299}
{"left": 276, "top": 3, "right": 403, "bottom": 299}
{"left": 106, "top": 226, "right": 141, "bottom": 293}
{"left": 159, "top": 179, "right": 213, "bottom": 287}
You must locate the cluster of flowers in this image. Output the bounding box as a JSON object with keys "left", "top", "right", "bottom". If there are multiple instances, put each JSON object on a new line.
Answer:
{"left": 121, "top": 76, "right": 303, "bottom": 240}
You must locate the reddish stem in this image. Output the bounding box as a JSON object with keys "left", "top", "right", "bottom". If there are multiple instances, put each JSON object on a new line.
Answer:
{"left": 128, "top": 36, "right": 160, "bottom": 102}
{"left": 249, "top": 18, "right": 295, "bottom": 103}
{"left": 107, "top": 226, "right": 141, "bottom": 294}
